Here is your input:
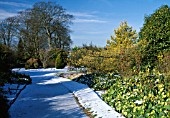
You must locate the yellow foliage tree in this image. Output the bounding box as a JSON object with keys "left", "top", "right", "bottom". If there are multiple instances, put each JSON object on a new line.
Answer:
{"left": 105, "top": 21, "right": 138, "bottom": 76}
{"left": 106, "top": 21, "right": 137, "bottom": 51}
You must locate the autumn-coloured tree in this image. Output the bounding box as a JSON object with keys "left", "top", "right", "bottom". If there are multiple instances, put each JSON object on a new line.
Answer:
{"left": 106, "top": 21, "right": 137, "bottom": 51}
{"left": 105, "top": 21, "right": 138, "bottom": 76}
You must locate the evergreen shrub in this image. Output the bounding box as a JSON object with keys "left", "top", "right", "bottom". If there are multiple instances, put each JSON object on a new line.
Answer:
{"left": 55, "top": 51, "right": 67, "bottom": 69}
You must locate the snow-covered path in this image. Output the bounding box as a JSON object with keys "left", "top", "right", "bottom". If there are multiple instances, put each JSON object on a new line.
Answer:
{"left": 9, "top": 68, "right": 87, "bottom": 118}
{"left": 9, "top": 68, "right": 124, "bottom": 118}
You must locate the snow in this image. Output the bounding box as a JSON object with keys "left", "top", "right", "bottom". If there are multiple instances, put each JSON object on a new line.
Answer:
{"left": 134, "top": 100, "right": 143, "bottom": 105}
{"left": 2, "top": 83, "right": 26, "bottom": 105}
{"left": 9, "top": 68, "right": 124, "bottom": 118}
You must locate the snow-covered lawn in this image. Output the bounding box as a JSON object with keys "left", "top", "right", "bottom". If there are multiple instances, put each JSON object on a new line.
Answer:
{"left": 9, "top": 68, "right": 124, "bottom": 118}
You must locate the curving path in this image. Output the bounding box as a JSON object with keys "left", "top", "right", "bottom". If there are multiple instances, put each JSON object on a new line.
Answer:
{"left": 9, "top": 68, "right": 88, "bottom": 118}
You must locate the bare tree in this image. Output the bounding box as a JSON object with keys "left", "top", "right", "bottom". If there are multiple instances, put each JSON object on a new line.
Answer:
{"left": 0, "top": 17, "right": 18, "bottom": 47}
{"left": 1, "top": 1, "right": 73, "bottom": 62}
{"left": 31, "top": 2, "right": 73, "bottom": 49}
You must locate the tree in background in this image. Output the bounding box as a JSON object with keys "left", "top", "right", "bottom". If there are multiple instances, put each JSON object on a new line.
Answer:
{"left": 30, "top": 2, "right": 73, "bottom": 50}
{"left": 69, "top": 22, "right": 138, "bottom": 76}
{"left": 0, "top": 2, "right": 74, "bottom": 69}
{"left": 106, "top": 21, "right": 137, "bottom": 50}
{"left": 39, "top": 48, "right": 66, "bottom": 68}
{"left": 16, "top": 2, "right": 73, "bottom": 58}
{"left": 68, "top": 44, "right": 102, "bottom": 71}
{"left": 105, "top": 21, "right": 138, "bottom": 76}
{"left": 55, "top": 50, "right": 68, "bottom": 69}
{"left": 16, "top": 38, "right": 25, "bottom": 67}
{"left": 0, "top": 16, "right": 18, "bottom": 48}
{"left": 139, "top": 5, "right": 170, "bottom": 71}
{"left": 16, "top": 9, "right": 45, "bottom": 59}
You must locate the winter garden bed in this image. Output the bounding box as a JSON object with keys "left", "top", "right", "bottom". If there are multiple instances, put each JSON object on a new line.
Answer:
{"left": 58, "top": 71, "right": 170, "bottom": 118}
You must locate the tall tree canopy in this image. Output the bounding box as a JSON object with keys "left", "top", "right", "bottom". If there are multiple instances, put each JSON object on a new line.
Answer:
{"left": 139, "top": 5, "right": 170, "bottom": 69}
{"left": 30, "top": 2, "right": 73, "bottom": 49}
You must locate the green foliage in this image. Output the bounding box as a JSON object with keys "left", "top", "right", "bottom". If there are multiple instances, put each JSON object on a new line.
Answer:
{"left": 55, "top": 51, "right": 68, "bottom": 69}
{"left": 72, "top": 46, "right": 80, "bottom": 52}
{"left": 105, "top": 21, "right": 138, "bottom": 76}
{"left": 92, "top": 74, "right": 121, "bottom": 91}
{"left": 102, "top": 73, "right": 170, "bottom": 117}
{"left": 73, "top": 74, "right": 95, "bottom": 87}
{"left": 155, "top": 51, "right": 170, "bottom": 76}
{"left": 69, "top": 48, "right": 87, "bottom": 68}
{"left": 69, "top": 44, "right": 102, "bottom": 72}
{"left": 107, "top": 21, "right": 137, "bottom": 49}
{"left": 55, "top": 53, "right": 64, "bottom": 69}
{"left": 25, "top": 58, "right": 42, "bottom": 69}
{"left": 139, "top": 5, "right": 170, "bottom": 70}
{"left": 69, "top": 22, "right": 138, "bottom": 75}
{"left": 63, "top": 5, "right": 170, "bottom": 118}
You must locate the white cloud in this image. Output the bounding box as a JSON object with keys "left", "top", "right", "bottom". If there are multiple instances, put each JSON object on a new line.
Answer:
{"left": 74, "top": 18, "right": 107, "bottom": 23}
{"left": 69, "top": 11, "right": 107, "bottom": 23}
{"left": 69, "top": 12, "right": 94, "bottom": 17}
{"left": 0, "top": 1, "right": 30, "bottom": 7}
{"left": 0, "top": 9, "right": 17, "bottom": 20}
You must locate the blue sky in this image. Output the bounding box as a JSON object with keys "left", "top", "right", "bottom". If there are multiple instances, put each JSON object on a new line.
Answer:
{"left": 0, "top": 0, "right": 170, "bottom": 47}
